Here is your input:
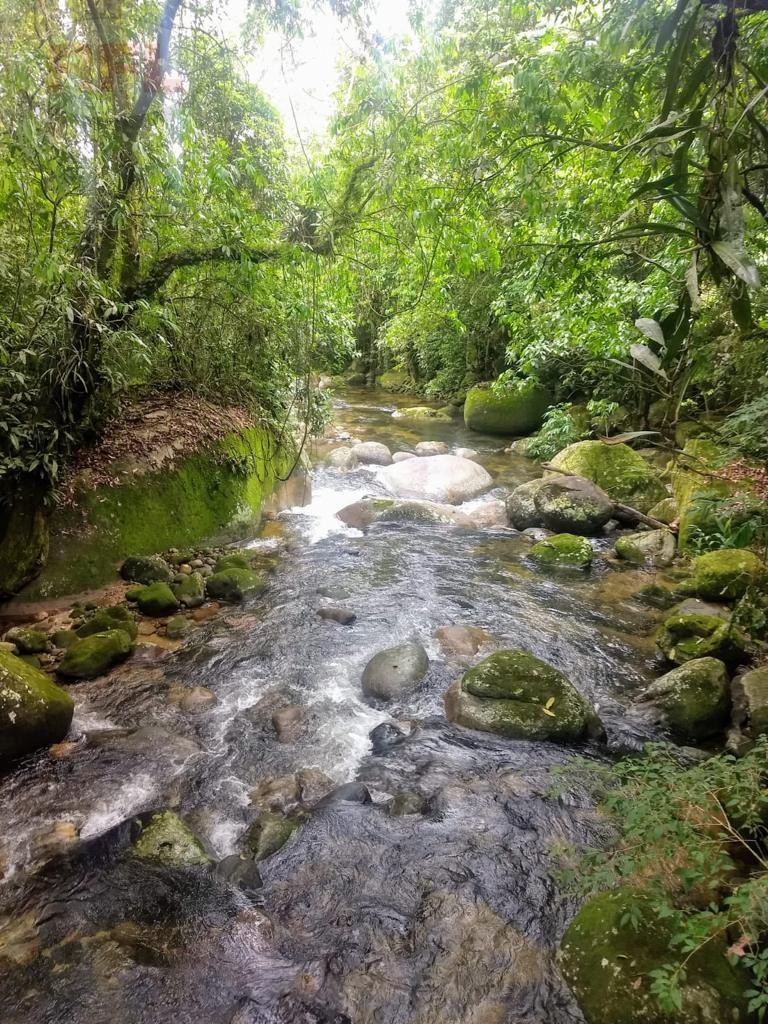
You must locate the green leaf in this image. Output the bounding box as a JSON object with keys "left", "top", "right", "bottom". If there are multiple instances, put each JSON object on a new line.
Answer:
{"left": 634, "top": 318, "right": 665, "bottom": 346}
{"left": 711, "top": 241, "right": 761, "bottom": 289}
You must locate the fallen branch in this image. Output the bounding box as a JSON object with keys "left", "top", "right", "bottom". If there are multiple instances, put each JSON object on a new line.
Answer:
{"left": 540, "top": 463, "right": 675, "bottom": 532}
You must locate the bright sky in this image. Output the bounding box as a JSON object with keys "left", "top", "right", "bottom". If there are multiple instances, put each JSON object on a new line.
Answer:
{"left": 223, "top": 0, "right": 415, "bottom": 144}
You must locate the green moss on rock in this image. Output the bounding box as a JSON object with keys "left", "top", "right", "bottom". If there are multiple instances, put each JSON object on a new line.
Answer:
{"left": 214, "top": 551, "right": 252, "bottom": 572}
{"left": 206, "top": 567, "right": 264, "bottom": 603}
{"left": 396, "top": 406, "right": 453, "bottom": 422}
{"left": 133, "top": 582, "right": 180, "bottom": 617}
{"left": 4, "top": 626, "right": 48, "bottom": 655}
{"left": 0, "top": 650, "right": 74, "bottom": 765}
{"left": 129, "top": 810, "right": 211, "bottom": 867}
{"left": 559, "top": 889, "right": 748, "bottom": 1024}
{"left": 120, "top": 555, "right": 172, "bottom": 586}
{"left": 464, "top": 380, "right": 551, "bottom": 436}
{"left": 378, "top": 369, "right": 415, "bottom": 393}
{"left": 445, "top": 649, "right": 603, "bottom": 742}
{"left": 656, "top": 610, "right": 747, "bottom": 666}
{"left": 58, "top": 629, "right": 134, "bottom": 679}
{"left": 669, "top": 440, "right": 733, "bottom": 551}
{"left": 76, "top": 605, "right": 138, "bottom": 642}
{"left": 241, "top": 812, "right": 305, "bottom": 861}
{"left": 172, "top": 571, "right": 205, "bottom": 608}
{"left": 641, "top": 657, "right": 730, "bottom": 741}
{"left": 648, "top": 497, "right": 678, "bottom": 525}
{"left": 550, "top": 441, "right": 667, "bottom": 513}
{"left": 678, "top": 549, "right": 765, "bottom": 602}
{"left": 615, "top": 529, "right": 676, "bottom": 568}
{"left": 529, "top": 533, "right": 593, "bottom": 569}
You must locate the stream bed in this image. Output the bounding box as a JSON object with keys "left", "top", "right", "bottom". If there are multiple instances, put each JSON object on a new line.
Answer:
{"left": 0, "top": 388, "right": 667, "bottom": 1024}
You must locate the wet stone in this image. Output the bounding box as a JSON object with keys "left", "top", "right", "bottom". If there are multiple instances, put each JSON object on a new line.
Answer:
{"left": 317, "top": 607, "right": 357, "bottom": 625}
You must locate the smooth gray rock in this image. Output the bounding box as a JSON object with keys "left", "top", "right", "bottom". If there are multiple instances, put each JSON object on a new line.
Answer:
{"left": 362, "top": 642, "right": 429, "bottom": 701}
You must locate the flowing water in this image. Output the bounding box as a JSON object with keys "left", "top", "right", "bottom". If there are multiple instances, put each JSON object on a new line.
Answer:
{"left": 0, "top": 389, "right": 668, "bottom": 1024}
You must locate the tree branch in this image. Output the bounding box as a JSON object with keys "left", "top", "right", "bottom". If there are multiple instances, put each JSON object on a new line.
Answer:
{"left": 122, "top": 0, "right": 183, "bottom": 141}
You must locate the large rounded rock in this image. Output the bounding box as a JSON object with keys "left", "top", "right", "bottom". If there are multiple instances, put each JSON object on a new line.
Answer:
{"left": 58, "top": 629, "right": 134, "bottom": 679}
{"left": 656, "top": 608, "right": 747, "bottom": 666}
{"left": 172, "top": 571, "right": 205, "bottom": 608}
{"left": 76, "top": 604, "right": 138, "bottom": 642}
{"left": 352, "top": 441, "right": 393, "bottom": 466}
{"left": 361, "top": 642, "right": 429, "bottom": 701}
{"left": 615, "top": 529, "right": 676, "bottom": 568}
{"left": 532, "top": 475, "right": 614, "bottom": 535}
{"left": 464, "top": 381, "right": 550, "bottom": 436}
{"left": 379, "top": 454, "right": 492, "bottom": 505}
{"left": 0, "top": 650, "right": 74, "bottom": 765}
{"left": 327, "top": 446, "right": 359, "bottom": 470}
{"left": 638, "top": 657, "right": 730, "bottom": 741}
{"left": 559, "top": 889, "right": 748, "bottom": 1024}
{"left": 678, "top": 548, "right": 766, "bottom": 602}
{"left": 549, "top": 441, "right": 667, "bottom": 512}
{"left": 206, "top": 568, "right": 264, "bottom": 603}
{"left": 4, "top": 626, "right": 48, "bottom": 654}
{"left": 392, "top": 451, "right": 416, "bottom": 463}
{"left": 445, "top": 649, "right": 603, "bottom": 742}
{"left": 133, "top": 582, "right": 180, "bottom": 617}
{"left": 505, "top": 479, "right": 546, "bottom": 529}
{"left": 336, "top": 498, "right": 396, "bottom": 530}
{"left": 529, "top": 534, "right": 593, "bottom": 569}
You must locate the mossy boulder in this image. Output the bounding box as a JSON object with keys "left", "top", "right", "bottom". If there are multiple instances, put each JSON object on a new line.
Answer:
{"left": 639, "top": 657, "right": 730, "bottom": 741}
{"left": 678, "top": 549, "right": 766, "bottom": 602}
{"left": 172, "top": 571, "right": 205, "bottom": 609}
{"left": 464, "top": 380, "right": 551, "bottom": 436}
{"left": 206, "top": 567, "right": 264, "bottom": 603}
{"left": 533, "top": 475, "right": 614, "bottom": 535}
{"left": 214, "top": 550, "right": 252, "bottom": 572}
{"left": 76, "top": 605, "right": 138, "bottom": 642}
{"left": 0, "top": 650, "right": 74, "bottom": 765}
{"left": 505, "top": 478, "right": 546, "bottom": 529}
{"left": 166, "top": 615, "right": 192, "bottom": 640}
{"left": 656, "top": 610, "right": 747, "bottom": 666}
{"left": 529, "top": 533, "right": 593, "bottom": 569}
{"left": 4, "top": 626, "right": 48, "bottom": 655}
{"left": 241, "top": 812, "right": 305, "bottom": 861}
{"left": 648, "top": 497, "right": 678, "bottom": 525}
{"left": 669, "top": 439, "right": 732, "bottom": 551}
{"left": 52, "top": 629, "right": 78, "bottom": 649}
{"left": 615, "top": 529, "right": 676, "bottom": 568}
{"left": 559, "top": 889, "right": 748, "bottom": 1024}
{"left": 120, "top": 554, "right": 173, "bottom": 586}
{"left": 129, "top": 810, "right": 212, "bottom": 867}
{"left": 445, "top": 649, "right": 603, "bottom": 743}
{"left": 58, "top": 629, "right": 134, "bottom": 679}
{"left": 134, "top": 582, "right": 180, "bottom": 617}
{"left": 550, "top": 441, "right": 667, "bottom": 513}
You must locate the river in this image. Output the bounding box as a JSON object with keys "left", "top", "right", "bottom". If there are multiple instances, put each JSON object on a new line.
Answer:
{"left": 0, "top": 388, "right": 665, "bottom": 1023}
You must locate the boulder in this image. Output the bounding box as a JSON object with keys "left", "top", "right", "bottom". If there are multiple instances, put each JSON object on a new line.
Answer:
{"left": 388, "top": 792, "right": 427, "bottom": 816}
{"left": 327, "top": 446, "right": 359, "bottom": 470}
{"left": 76, "top": 605, "right": 138, "bottom": 642}
{"left": 532, "top": 475, "right": 614, "bottom": 535}
{"left": 133, "top": 582, "right": 180, "bottom": 617}
{"left": 120, "top": 555, "right": 173, "bottom": 586}
{"left": 505, "top": 478, "right": 546, "bottom": 530}
{"left": 377, "top": 500, "right": 473, "bottom": 528}
{"left": 464, "top": 380, "right": 550, "bottom": 436}
{"left": 241, "top": 811, "right": 305, "bottom": 861}
{"left": 549, "top": 441, "right": 667, "bottom": 512}
{"left": 369, "top": 721, "right": 408, "bottom": 753}
{"left": 379, "top": 454, "right": 493, "bottom": 504}
{"left": 638, "top": 657, "right": 730, "bottom": 741}
{"left": 464, "top": 500, "right": 508, "bottom": 529}
{"left": 361, "top": 642, "right": 429, "bottom": 701}
{"left": 129, "top": 810, "right": 212, "bottom": 866}
{"left": 3, "top": 626, "right": 48, "bottom": 654}
{"left": 172, "top": 571, "right": 205, "bottom": 608}
{"left": 317, "top": 607, "right": 356, "bottom": 625}
{"left": 52, "top": 629, "right": 78, "bottom": 649}
{"left": 250, "top": 768, "right": 335, "bottom": 814}
{"left": 392, "top": 451, "right": 416, "bottom": 463}
{"left": 445, "top": 650, "right": 602, "bottom": 742}
{"left": 58, "top": 629, "right": 134, "bottom": 679}
{"left": 529, "top": 534, "right": 593, "bottom": 569}
{"left": 731, "top": 666, "right": 768, "bottom": 744}
{"left": 678, "top": 549, "right": 766, "bottom": 602}
{"left": 206, "top": 568, "right": 264, "bottom": 603}
{"left": 415, "top": 441, "right": 449, "bottom": 456}
{"left": 615, "top": 529, "right": 676, "bottom": 568}
{"left": 0, "top": 650, "right": 74, "bottom": 765}
{"left": 656, "top": 609, "right": 747, "bottom": 666}
{"left": 336, "top": 497, "right": 395, "bottom": 530}
{"left": 352, "top": 441, "right": 393, "bottom": 466}
{"left": 454, "top": 447, "right": 479, "bottom": 460}
{"left": 559, "top": 889, "right": 748, "bottom": 1024}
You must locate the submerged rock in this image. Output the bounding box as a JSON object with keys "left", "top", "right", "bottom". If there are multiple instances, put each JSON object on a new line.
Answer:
{"left": 379, "top": 454, "right": 493, "bottom": 504}
{"left": 559, "top": 889, "right": 747, "bottom": 1024}
{"left": 433, "top": 625, "right": 493, "bottom": 657}
{"left": 395, "top": 406, "right": 452, "bottom": 423}
{"left": 533, "top": 475, "right": 614, "bottom": 535}
{"left": 678, "top": 548, "right": 766, "bottom": 602}
{"left": 454, "top": 447, "right": 479, "bottom": 460}
{"left": 120, "top": 554, "right": 173, "bottom": 586}
{"left": 638, "top": 657, "right": 730, "bottom": 741}
{"left": 4, "top": 626, "right": 48, "bottom": 655}
{"left": 362, "top": 642, "right": 429, "bottom": 701}
{"left": 549, "top": 440, "right": 667, "bottom": 512}
{"left": 0, "top": 650, "right": 74, "bottom": 765}
{"left": 615, "top": 529, "right": 676, "bottom": 568}
{"left": 445, "top": 649, "right": 603, "bottom": 742}
{"left": 241, "top": 811, "right": 305, "bottom": 860}
{"left": 271, "top": 704, "right": 306, "bottom": 743}
{"left": 58, "top": 629, "right": 134, "bottom": 679}
{"left": 377, "top": 500, "right": 472, "bottom": 528}
{"left": 352, "top": 441, "right": 393, "bottom": 466}
{"left": 415, "top": 440, "right": 449, "bottom": 456}
{"left": 165, "top": 615, "right": 192, "bottom": 640}
{"left": 529, "top": 533, "right": 593, "bottom": 569}
{"left": 76, "top": 604, "right": 138, "bottom": 642}
{"left": 128, "top": 810, "right": 212, "bottom": 867}
{"left": 464, "top": 381, "right": 550, "bottom": 436}
{"left": 388, "top": 792, "right": 426, "bottom": 816}
{"left": 205, "top": 568, "right": 264, "bottom": 603}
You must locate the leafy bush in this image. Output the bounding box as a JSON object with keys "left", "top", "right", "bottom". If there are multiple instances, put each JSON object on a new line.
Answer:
{"left": 718, "top": 395, "right": 768, "bottom": 462}
{"left": 526, "top": 404, "right": 584, "bottom": 461}
{"left": 555, "top": 741, "right": 768, "bottom": 1018}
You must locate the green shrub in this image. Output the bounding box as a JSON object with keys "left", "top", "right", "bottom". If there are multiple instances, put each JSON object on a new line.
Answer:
{"left": 527, "top": 404, "right": 584, "bottom": 461}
